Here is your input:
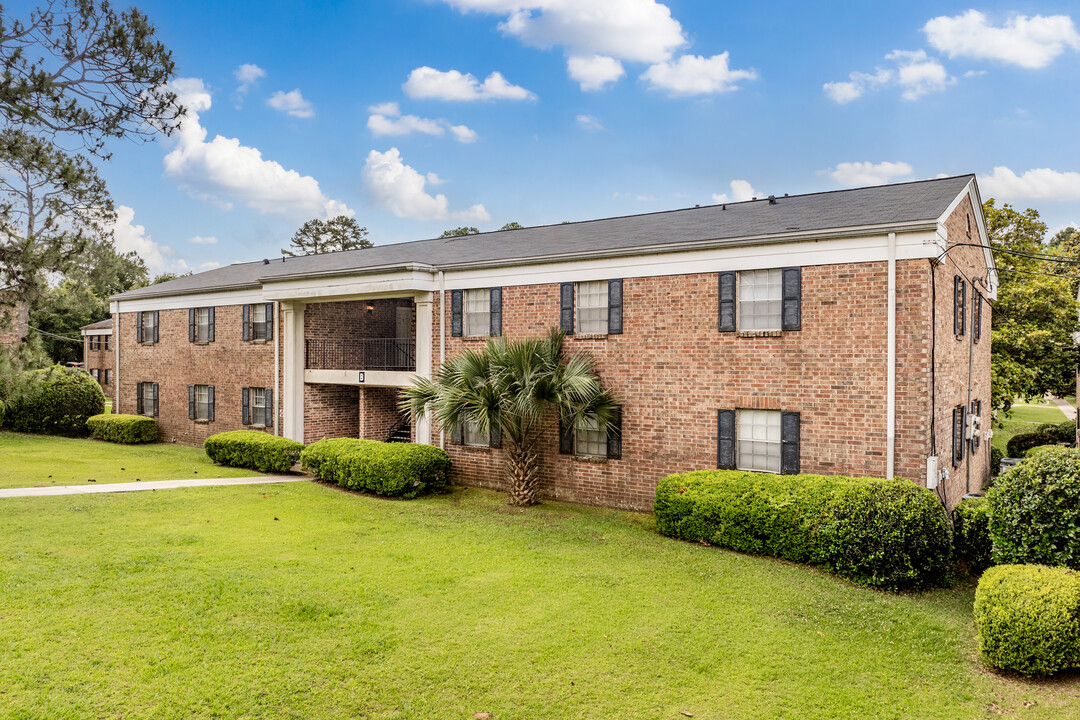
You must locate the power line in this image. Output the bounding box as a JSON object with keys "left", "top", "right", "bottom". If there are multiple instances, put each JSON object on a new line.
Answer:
{"left": 17, "top": 320, "right": 86, "bottom": 344}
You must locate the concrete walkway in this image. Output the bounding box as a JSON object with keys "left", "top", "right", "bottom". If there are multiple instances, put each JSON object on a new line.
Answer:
{"left": 0, "top": 476, "right": 307, "bottom": 498}
{"left": 1052, "top": 396, "right": 1078, "bottom": 422}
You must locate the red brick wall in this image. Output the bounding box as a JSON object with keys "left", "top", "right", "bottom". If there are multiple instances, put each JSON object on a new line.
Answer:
{"left": 359, "top": 387, "right": 404, "bottom": 441}
{"left": 304, "top": 299, "right": 413, "bottom": 341}
{"left": 116, "top": 305, "right": 276, "bottom": 445}
{"left": 83, "top": 333, "right": 115, "bottom": 397}
{"left": 304, "top": 383, "right": 359, "bottom": 444}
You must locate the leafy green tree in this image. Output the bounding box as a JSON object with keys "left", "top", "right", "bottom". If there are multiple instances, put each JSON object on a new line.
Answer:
{"left": 499, "top": 221, "right": 523, "bottom": 231}
{"left": 282, "top": 215, "right": 371, "bottom": 256}
{"left": 402, "top": 329, "right": 619, "bottom": 506}
{"left": 985, "top": 200, "right": 1079, "bottom": 414}
{"left": 151, "top": 271, "right": 191, "bottom": 285}
{"left": 0, "top": 0, "right": 183, "bottom": 158}
{"left": 439, "top": 226, "right": 479, "bottom": 238}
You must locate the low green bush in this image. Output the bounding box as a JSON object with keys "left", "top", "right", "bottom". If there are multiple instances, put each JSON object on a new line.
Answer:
{"left": 987, "top": 447, "right": 1080, "bottom": 568}
{"left": 1036, "top": 421, "right": 1077, "bottom": 443}
{"left": 953, "top": 496, "right": 992, "bottom": 574}
{"left": 86, "top": 413, "right": 157, "bottom": 444}
{"left": 301, "top": 437, "right": 451, "bottom": 498}
{"left": 4, "top": 365, "right": 104, "bottom": 436}
{"left": 1026, "top": 444, "right": 1063, "bottom": 458}
{"left": 1006, "top": 422, "right": 1075, "bottom": 458}
{"left": 0, "top": 397, "right": 5, "bottom": 428}
{"left": 654, "top": 470, "right": 952, "bottom": 590}
{"left": 204, "top": 431, "right": 304, "bottom": 473}
{"left": 974, "top": 564, "right": 1080, "bottom": 676}
{"left": 990, "top": 446, "right": 1004, "bottom": 477}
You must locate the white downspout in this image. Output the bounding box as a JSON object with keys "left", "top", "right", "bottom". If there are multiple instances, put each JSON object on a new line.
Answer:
{"left": 273, "top": 301, "right": 280, "bottom": 436}
{"left": 887, "top": 232, "right": 897, "bottom": 480}
{"left": 439, "top": 269, "right": 446, "bottom": 450}
{"left": 111, "top": 301, "right": 120, "bottom": 413}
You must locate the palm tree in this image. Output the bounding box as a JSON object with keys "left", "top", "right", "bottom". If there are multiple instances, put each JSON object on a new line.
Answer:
{"left": 401, "top": 328, "right": 619, "bottom": 506}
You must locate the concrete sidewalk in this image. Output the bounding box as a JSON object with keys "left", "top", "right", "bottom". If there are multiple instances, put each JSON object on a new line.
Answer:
{"left": 0, "top": 476, "right": 307, "bottom": 498}
{"left": 1051, "top": 396, "right": 1078, "bottom": 422}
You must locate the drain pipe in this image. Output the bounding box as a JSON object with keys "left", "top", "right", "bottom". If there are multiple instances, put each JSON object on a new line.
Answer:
{"left": 439, "top": 269, "right": 446, "bottom": 450}
{"left": 273, "top": 301, "right": 280, "bottom": 436}
{"left": 887, "top": 232, "right": 897, "bottom": 480}
{"left": 965, "top": 278, "right": 979, "bottom": 495}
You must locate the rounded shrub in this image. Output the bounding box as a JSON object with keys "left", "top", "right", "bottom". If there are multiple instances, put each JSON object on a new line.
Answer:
{"left": 654, "top": 470, "right": 952, "bottom": 590}
{"left": 974, "top": 564, "right": 1080, "bottom": 677}
{"left": 87, "top": 413, "right": 157, "bottom": 444}
{"left": 302, "top": 437, "right": 451, "bottom": 498}
{"left": 5, "top": 365, "right": 104, "bottom": 435}
{"left": 953, "top": 496, "right": 991, "bottom": 574}
{"left": 987, "top": 447, "right": 1080, "bottom": 568}
{"left": 204, "top": 430, "right": 304, "bottom": 473}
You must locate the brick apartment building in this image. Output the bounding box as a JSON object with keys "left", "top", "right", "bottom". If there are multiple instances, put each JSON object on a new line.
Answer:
{"left": 80, "top": 318, "right": 115, "bottom": 398}
{"left": 109, "top": 176, "right": 996, "bottom": 510}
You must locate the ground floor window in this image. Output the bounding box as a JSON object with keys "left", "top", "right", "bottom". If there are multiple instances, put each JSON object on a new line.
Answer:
{"left": 463, "top": 417, "right": 488, "bottom": 446}
{"left": 244, "top": 387, "right": 272, "bottom": 427}
{"left": 191, "top": 384, "right": 214, "bottom": 422}
{"left": 737, "top": 409, "right": 781, "bottom": 473}
{"left": 137, "top": 382, "right": 158, "bottom": 417}
{"left": 575, "top": 416, "right": 608, "bottom": 457}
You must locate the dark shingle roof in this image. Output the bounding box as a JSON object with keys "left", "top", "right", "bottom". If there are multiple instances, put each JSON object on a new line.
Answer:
{"left": 80, "top": 317, "right": 113, "bottom": 331}
{"left": 114, "top": 175, "right": 973, "bottom": 301}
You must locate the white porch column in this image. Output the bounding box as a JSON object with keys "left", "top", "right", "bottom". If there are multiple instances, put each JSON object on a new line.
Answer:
{"left": 414, "top": 293, "right": 434, "bottom": 445}
{"left": 281, "top": 301, "right": 306, "bottom": 443}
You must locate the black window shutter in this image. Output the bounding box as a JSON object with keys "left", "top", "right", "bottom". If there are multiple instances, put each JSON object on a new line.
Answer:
{"left": 972, "top": 291, "right": 982, "bottom": 343}
{"left": 136, "top": 383, "right": 144, "bottom": 415}
{"left": 189, "top": 308, "right": 195, "bottom": 342}
{"left": 489, "top": 287, "right": 502, "bottom": 337}
{"left": 208, "top": 386, "right": 215, "bottom": 422}
{"left": 136, "top": 312, "right": 143, "bottom": 343}
{"left": 208, "top": 307, "right": 215, "bottom": 342}
{"left": 152, "top": 383, "right": 159, "bottom": 417}
{"left": 489, "top": 414, "right": 502, "bottom": 449}
{"left": 780, "top": 411, "right": 801, "bottom": 474}
{"left": 954, "top": 276, "right": 964, "bottom": 336}
{"left": 560, "top": 282, "right": 574, "bottom": 335}
{"left": 451, "top": 422, "right": 464, "bottom": 445}
{"left": 606, "top": 406, "right": 622, "bottom": 460}
{"left": 188, "top": 385, "right": 195, "bottom": 420}
{"left": 450, "top": 290, "right": 463, "bottom": 338}
{"left": 265, "top": 302, "right": 274, "bottom": 340}
{"left": 559, "top": 414, "right": 574, "bottom": 454}
{"left": 265, "top": 388, "right": 274, "bottom": 427}
{"left": 718, "top": 272, "right": 736, "bottom": 332}
{"left": 242, "top": 304, "right": 251, "bottom": 341}
{"left": 152, "top": 311, "right": 159, "bottom": 343}
{"left": 717, "top": 409, "right": 735, "bottom": 469}
{"left": 242, "top": 387, "right": 250, "bottom": 425}
{"left": 781, "top": 267, "right": 802, "bottom": 331}
{"left": 608, "top": 279, "right": 623, "bottom": 335}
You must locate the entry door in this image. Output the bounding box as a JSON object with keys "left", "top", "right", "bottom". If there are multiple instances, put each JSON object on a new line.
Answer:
{"left": 395, "top": 306, "right": 412, "bottom": 369}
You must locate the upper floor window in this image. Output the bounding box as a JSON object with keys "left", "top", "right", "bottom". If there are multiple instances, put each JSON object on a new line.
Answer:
{"left": 738, "top": 269, "right": 783, "bottom": 331}
{"left": 89, "top": 336, "right": 98, "bottom": 351}
{"left": 244, "top": 302, "right": 274, "bottom": 341}
{"left": 464, "top": 289, "right": 491, "bottom": 337}
{"left": 559, "top": 280, "right": 623, "bottom": 336}
{"left": 103, "top": 334, "right": 110, "bottom": 351}
{"left": 450, "top": 289, "right": 502, "bottom": 338}
{"left": 719, "top": 268, "right": 801, "bottom": 333}
{"left": 136, "top": 311, "right": 158, "bottom": 344}
{"left": 954, "top": 276, "right": 966, "bottom": 337}
{"left": 576, "top": 281, "right": 609, "bottom": 335}
{"left": 190, "top": 307, "right": 214, "bottom": 343}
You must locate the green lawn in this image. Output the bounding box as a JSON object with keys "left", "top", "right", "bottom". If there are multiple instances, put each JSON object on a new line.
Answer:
{"left": 0, "top": 431, "right": 267, "bottom": 488}
{"left": 993, "top": 402, "right": 1071, "bottom": 456}
{"left": 2, "top": 479, "right": 1079, "bottom": 718}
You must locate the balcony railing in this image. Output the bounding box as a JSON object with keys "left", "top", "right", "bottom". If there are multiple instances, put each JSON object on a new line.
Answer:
{"left": 305, "top": 338, "right": 416, "bottom": 372}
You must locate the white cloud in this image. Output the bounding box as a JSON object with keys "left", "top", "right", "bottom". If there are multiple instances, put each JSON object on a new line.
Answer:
{"left": 186, "top": 235, "right": 217, "bottom": 245}
{"left": 111, "top": 206, "right": 188, "bottom": 275}
{"left": 824, "top": 50, "right": 952, "bottom": 103}
{"left": 712, "top": 179, "right": 758, "bottom": 204}
{"left": 267, "top": 89, "right": 315, "bottom": 118}
{"left": 979, "top": 167, "right": 1080, "bottom": 202}
{"left": 366, "top": 102, "right": 478, "bottom": 143}
{"left": 567, "top": 55, "right": 625, "bottom": 91}
{"left": 640, "top": 52, "right": 757, "bottom": 95}
{"left": 362, "top": 148, "right": 490, "bottom": 222}
{"left": 233, "top": 63, "right": 265, "bottom": 94}
{"left": 163, "top": 78, "right": 352, "bottom": 218}
{"left": 199, "top": 261, "right": 221, "bottom": 270}
{"left": 924, "top": 10, "right": 1080, "bottom": 69}
{"left": 403, "top": 67, "right": 535, "bottom": 101}
{"left": 827, "top": 161, "right": 914, "bottom": 187}
{"left": 576, "top": 114, "right": 604, "bottom": 130}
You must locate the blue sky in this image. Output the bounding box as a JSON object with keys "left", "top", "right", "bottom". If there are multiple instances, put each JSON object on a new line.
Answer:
{"left": 19, "top": 0, "right": 1080, "bottom": 273}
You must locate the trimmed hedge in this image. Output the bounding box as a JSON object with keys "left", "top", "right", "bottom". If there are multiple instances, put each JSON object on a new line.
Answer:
{"left": 0, "top": 397, "right": 5, "bottom": 428}
{"left": 87, "top": 413, "right": 158, "bottom": 444}
{"left": 974, "top": 564, "right": 1080, "bottom": 676}
{"left": 987, "top": 447, "right": 1080, "bottom": 568}
{"left": 654, "top": 470, "right": 952, "bottom": 590}
{"left": 1006, "top": 421, "right": 1075, "bottom": 458}
{"left": 204, "top": 431, "right": 304, "bottom": 473}
{"left": 301, "top": 437, "right": 451, "bottom": 498}
{"left": 990, "top": 446, "right": 1003, "bottom": 477}
{"left": 953, "top": 496, "right": 992, "bottom": 574}
{"left": 5, "top": 366, "right": 104, "bottom": 435}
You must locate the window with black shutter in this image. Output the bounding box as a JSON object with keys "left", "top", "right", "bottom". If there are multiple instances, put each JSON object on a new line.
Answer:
{"left": 780, "top": 411, "right": 800, "bottom": 474}
{"left": 718, "top": 272, "right": 736, "bottom": 332}
{"left": 242, "top": 387, "right": 250, "bottom": 425}
{"left": 954, "top": 276, "right": 966, "bottom": 337}
{"left": 245, "top": 387, "right": 269, "bottom": 427}
{"left": 952, "top": 404, "right": 966, "bottom": 467}
{"left": 972, "top": 290, "right": 982, "bottom": 343}
{"left": 607, "top": 279, "right": 623, "bottom": 335}
{"left": 247, "top": 303, "right": 269, "bottom": 341}
{"left": 489, "top": 287, "right": 503, "bottom": 337}
{"left": 716, "top": 409, "right": 735, "bottom": 469}
{"left": 136, "top": 311, "right": 144, "bottom": 343}
{"left": 559, "top": 282, "right": 574, "bottom": 335}
{"left": 450, "top": 289, "right": 463, "bottom": 337}
{"left": 781, "top": 267, "right": 802, "bottom": 332}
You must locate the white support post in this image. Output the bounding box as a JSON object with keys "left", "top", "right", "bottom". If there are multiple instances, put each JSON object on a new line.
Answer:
{"left": 414, "top": 293, "right": 434, "bottom": 445}
{"left": 282, "top": 301, "right": 306, "bottom": 443}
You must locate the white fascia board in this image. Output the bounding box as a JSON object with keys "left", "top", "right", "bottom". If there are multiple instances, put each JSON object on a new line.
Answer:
{"left": 113, "top": 287, "right": 266, "bottom": 314}
{"left": 303, "top": 369, "right": 417, "bottom": 388}
{"left": 935, "top": 178, "right": 998, "bottom": 301}
{"left": 260, "top": 269, "right": 436, "bottom": 302}
{"left": 81, "top": 329, "right": 112, "bottom": 336}
{"left": 442, "top": 230, "right": 941, "bottom": 290}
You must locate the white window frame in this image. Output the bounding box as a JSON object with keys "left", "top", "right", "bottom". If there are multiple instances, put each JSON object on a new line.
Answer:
{"left": 576, "top": 280, "right": 609, "bottom": 335}
{"left": 463, "top": 417, "right": 488, "bottom": 446}
{"left": 195, "top": 307, "right": 211, "bottom": 343}
{"left": 142, "top": 312, "right": 157, "bottom": 342}
{"left": 738, "top": 269, "right": 783, "bottom": 331}
{"left": 464, "top": 289, "right": 490, "bottom": 338}
{"left": 574, "top": 415, "right": 608, "bottom": 458}
{"left": 250, "top": 303, "right": 267, "bottom": 341}
{"left": 195, "top": 385, "right": 210, "bottom": 422}
{"left": 250, "top": 387, "right": 267, "bottom": 427}
{"left": 736, "top": 409, "right": 781, "bottom": 473}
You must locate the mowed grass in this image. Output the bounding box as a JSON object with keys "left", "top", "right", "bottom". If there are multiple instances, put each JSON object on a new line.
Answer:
{"left": 992, "top": 402, "right": 1071, "bottom": 455}
{"left": 2, "top": 482, "right": 1079, "bottom": 719}
{"left": 0, "top": 431, "right": 267, "bottom": 488}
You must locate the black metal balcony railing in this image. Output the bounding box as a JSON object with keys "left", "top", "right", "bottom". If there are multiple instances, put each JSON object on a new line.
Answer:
{"left": 305, "top": 338, "right": 416, "bottom": 372}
